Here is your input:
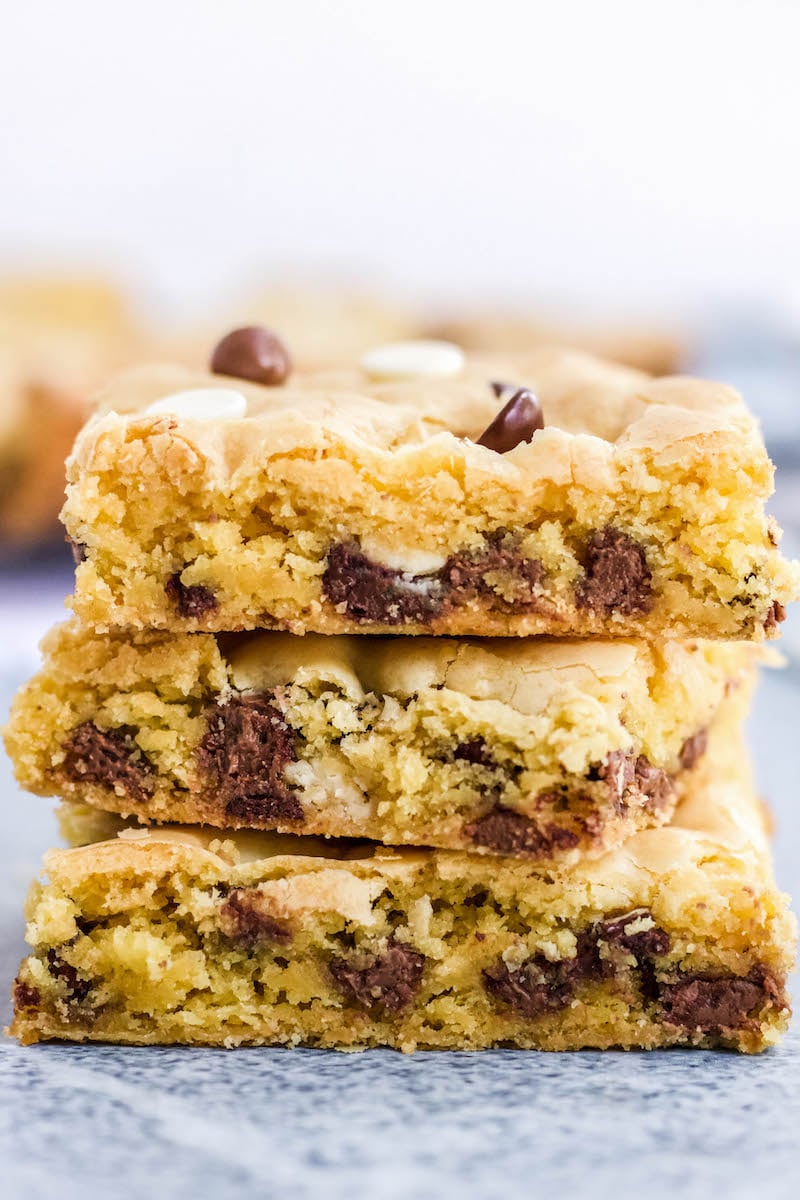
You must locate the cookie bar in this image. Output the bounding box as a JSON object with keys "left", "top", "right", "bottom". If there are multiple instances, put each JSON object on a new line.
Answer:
{"left": 5, "top": 621, "right": 757, "bottom": 861}
{"left": 62, "top": 343, "right": 799, "bottom": 638}
{"left": 10, "top": 738, "right": 795, "bottom": 1053}
{"left": 0, "top": 275, "right": 145, "bottom": 549}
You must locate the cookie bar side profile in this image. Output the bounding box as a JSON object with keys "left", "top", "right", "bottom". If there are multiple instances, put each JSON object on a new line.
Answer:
{"left": 5, "top": 622, "right": 758, "bottom": 861}
{"left": 10, "top": 744, "right": 795, "bottom": 1053}
{"left": 61, "top": 350, "right": 799, "bottom": 638}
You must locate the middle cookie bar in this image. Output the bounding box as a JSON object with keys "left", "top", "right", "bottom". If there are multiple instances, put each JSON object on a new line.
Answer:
{"left": 7, "top": 622, "right": 759, "bottom": 863}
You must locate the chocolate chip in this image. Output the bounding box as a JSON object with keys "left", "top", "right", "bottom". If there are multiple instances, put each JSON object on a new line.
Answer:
{"left": 678, "top": 730, "right": 708, "bottom": 771}
{"left": 453, "top": 738, "right": 494, "bottom": 767}
{"left": 322, "top": 535, "right": 545, "bottom": 626}
{"left": 483, "top": 933, "right": 605, "bottom": 1019}
{"left": 576, "top": 527, "right": 652, "bottom": 616}
{"left": 322, "top": 543, "right": 443, "bottom": 625}
{"left": 329, "top": 940, "right": 425, "bottom": 1013}
{"left": 198, "top": 693, "right": 303, "bottom": 825}
{"left": 589, "top": 750, "right": 673, "bottom": 815}
{"left": 633, "top": 756, "right": 674, "bottom": 813}
{"left": 660, "top": 967, "right": 782, "bottom": 1034}
{"left": 62, "top": 722, "right": 153, "bottom": 802}
{"left": 165, "top": 573, "right": 218, "bottom": 620}
{"left": 13, "top": 979, "right": 40, "bottom": 1009}
{"left": 596, "top": 909, "right": 670, "bottom": 960}
{"left": 442, "top": 534, "right": 544, "bottom": 609}
{"left": 477, "top": 388, "right": 544, "bottom": 453}
{"left": 466, "top": 808, "right": 580, "bottom": 856}
{"left": 46, "top": 950, "right": 93, "bottom": 1002}
{"left": 591, "top": 749, "right": 636, "bottom": 812}
{"left": 218, "top": 888, "right": 292, "bottom": 947}
{"left": 765, "top": 600, "right": 787, "bottom": 632}
{"left": 210, "top": 325, "right": 291, "bottom": 386}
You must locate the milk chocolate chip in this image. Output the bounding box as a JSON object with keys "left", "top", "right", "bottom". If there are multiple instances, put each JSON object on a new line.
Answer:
{"left": 576, "top": 527, "right": 652, "bottom": 615}
{"left": 678, "top": 730, "right": 708, "bottom": 771}
{"left": 466, "top": 808, "right": 580, "bottom": 856}
{"left": 483, "top": 933, "right": 604, "bottom": 1018}
{"left": 13, "top": 979, "right": 40, "bottom": 1009}
{"left": 660, "top": 967, "right": 782, "bottom": 1034}
{"left": 165, "top": 573, "right": 218, "bottom": 619}
{"left": 198, "top": 693, "right": 303, "bottom": 824}
{"left": 478, "top": 387, "right": 544, "bottom": 453}
{"left": 329, "top": 940, "right": 425, "bottom": 1013}
{"left": 46, "top": 950, "right": 93, "bottom": 1002}
{"left": 210, "top": 325, "right": 291, "bottom": 386}
{"left": 218, "top": 888, "right": 292, "bottom": 947}
{"left": 62, "top": 722, "right": 153, "bottom": 802}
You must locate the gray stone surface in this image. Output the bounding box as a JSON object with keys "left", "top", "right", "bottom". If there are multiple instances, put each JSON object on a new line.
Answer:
{"left": 0, "top": 576, "right": 798, "bottom": 1200}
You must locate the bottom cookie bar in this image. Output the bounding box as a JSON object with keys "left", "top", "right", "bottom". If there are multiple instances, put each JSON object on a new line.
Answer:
{"left": 10, "top": 744, "right": 795, "bottom": 1053}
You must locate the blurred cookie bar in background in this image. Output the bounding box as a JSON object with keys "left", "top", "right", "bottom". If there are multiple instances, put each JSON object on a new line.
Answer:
{"left": 0, "top": 275, "right": 147, "bottom": 554}
{"left": 426, "top": 309, "right": 684, "bottom": 375}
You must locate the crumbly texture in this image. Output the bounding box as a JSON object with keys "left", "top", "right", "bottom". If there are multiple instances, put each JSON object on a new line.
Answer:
{"left": 62, "top": 350, "right": 799, "bottom": 638}
{"left": 0, "top": 277, "right": 146, "bottom": 548}
{"left": 10, "top": 741, "right": 796, "bottom": 1052}
{"left": 5, "top": 621, "right": 759, "bottom": 861}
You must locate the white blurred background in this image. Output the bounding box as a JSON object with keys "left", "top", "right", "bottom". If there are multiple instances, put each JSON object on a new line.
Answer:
{"left": 2, "top": 0, "right": 800, "bottom": 325}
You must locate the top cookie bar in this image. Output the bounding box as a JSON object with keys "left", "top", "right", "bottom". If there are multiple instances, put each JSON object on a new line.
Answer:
{"left": 62, "top": 335, "right": 799, "bottom": 638}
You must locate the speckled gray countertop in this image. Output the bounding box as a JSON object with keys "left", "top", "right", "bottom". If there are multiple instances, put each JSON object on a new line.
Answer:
{"left": 1, "top": 563, "right": 798, "bottom": 1200}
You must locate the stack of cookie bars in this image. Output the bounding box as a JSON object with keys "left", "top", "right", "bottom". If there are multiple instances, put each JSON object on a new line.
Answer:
{"left": 6, "top": 329, "right": 799, "bottom": 1052}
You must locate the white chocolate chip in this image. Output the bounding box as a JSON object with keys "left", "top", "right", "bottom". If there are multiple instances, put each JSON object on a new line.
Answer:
{"left": 359, "top": 538, "right": 448, "bottom": 575}
{"left": 360, "top": 339, "right": 465, "bottom": 380}
{"left": 146, "top": 387, "right": 248, "bottom": 420}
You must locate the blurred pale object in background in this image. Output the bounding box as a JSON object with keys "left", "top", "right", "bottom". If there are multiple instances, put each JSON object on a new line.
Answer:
{"left": 425, "top": 309, "right": 684, "bottom": 376}
{"left": 183, "top": 281, "right": 684, "bottom": 375}
{"left": 0, "top": 276, "right": 147, "bottom": 550}
{"left": 187, "top": 284, "right": 420, "bottom": 371}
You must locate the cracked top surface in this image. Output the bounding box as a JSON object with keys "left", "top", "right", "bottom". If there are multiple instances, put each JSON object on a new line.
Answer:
{"left": 68, "top": 348, "right": 763, "bottom": 487}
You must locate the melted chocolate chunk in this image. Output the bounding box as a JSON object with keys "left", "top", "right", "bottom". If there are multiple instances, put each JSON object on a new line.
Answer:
{"left": 329, "top": 940, "right": 425, "bottom": 1013}
{"left": 62, "top": 723, "right": 152, "bottom": 802}
{"left": 13, "top": 979, "right": 40, "bottom": 1009}
{"left": 597, "top": 909, "right": 671, "bottom": 959}
{"left": 483, "top": 933, "right": 604, "bottom": 1018}
{"left": 322, "top": 543, "right": 442, "bottom": 625}
{"left": 165, "top": 572, "right": 218, "bottom": 619}
{"left": 660, "top": 967, "right": 781, "bottom": 1033}
{"left": 633, "top": 756, "right": 674, "bottom": 813}
{"left": 590, "top": 750, "right": 673, "bottom": 815}
{"left": 576, "top": 527, "right": 652, "bottom": 615}
{"left": 678, "top": 730, "right": 708, "bottom": 771}
{"left": 477, "top": 387, "right": 544, "bottom": 453}
{"left": 218, "top": 888, "right": 292, "bottom": 946}
{"left": 441, "top": 535, "right": 544, "bottom": 608}
{"left": 198, "top": 693, "right": 303, "bottom": 824}
{"left": 453, "top": 738, "right": 494, "bottom": 767}
{"left": 765, "top": 600, "right": 787, "bottom": 632}
{"left": 210, "top": 325, "right": 291, "bottom": 386}
{"left": 466, "top": 808, "right": 580, "bottom": 856}
{"left": 46, "top": 950, "right": 93, "bottom": 1002}
{"left": 592, "top": 749, "right": 636, "bottom": 812}
{"left": 322, "top": 535, "right": 545, "bottom": 625}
